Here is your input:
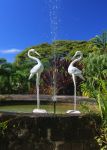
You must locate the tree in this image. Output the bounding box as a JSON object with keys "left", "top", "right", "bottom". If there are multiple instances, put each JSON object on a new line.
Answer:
{"left": 91, "top": 31, "right": 107, "bottom": 52}
{"left": 0, "top": 59, "right": 13, "bottom": 94}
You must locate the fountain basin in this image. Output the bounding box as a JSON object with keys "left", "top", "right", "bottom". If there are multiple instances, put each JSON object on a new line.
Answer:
{"left": 0, "top": 95, "right": 97, "bottom": 114}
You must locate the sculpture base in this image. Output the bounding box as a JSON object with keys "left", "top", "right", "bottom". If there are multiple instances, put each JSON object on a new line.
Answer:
{"left": 66, "top": 110, "right": 81, "bottom": 115}
{"left": 33, "top": 109, "right": 47, "bottom": 114}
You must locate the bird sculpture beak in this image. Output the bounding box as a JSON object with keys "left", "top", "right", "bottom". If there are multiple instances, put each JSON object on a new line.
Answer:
{"left": 35, "top": 51, "right": 41, "bottom": 56}
{"left": 71, "top": 55, "right": 76, "bottom": 60}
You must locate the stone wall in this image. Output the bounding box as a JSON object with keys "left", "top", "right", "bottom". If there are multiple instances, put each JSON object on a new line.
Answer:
{"left": 0, "top": 113, "right": 101, "bottom": 150}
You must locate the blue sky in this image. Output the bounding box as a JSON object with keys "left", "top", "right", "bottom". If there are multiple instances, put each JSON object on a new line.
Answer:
{"left": 0, "top": 0, "right": 107, "bottom": 62}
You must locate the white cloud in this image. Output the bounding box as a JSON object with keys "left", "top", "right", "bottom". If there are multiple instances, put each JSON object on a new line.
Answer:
{"left": 0, "top": 48, "right": 21, "bottom": 54}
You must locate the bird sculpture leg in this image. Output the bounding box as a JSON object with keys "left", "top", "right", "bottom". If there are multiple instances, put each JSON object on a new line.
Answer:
{"left": 72, "top": 74, "right": 76, "bottom": 111}
{"left": 36, "top": 73, "right": 40, "bottom": 109}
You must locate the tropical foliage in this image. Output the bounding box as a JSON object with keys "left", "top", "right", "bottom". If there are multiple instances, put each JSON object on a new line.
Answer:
{"left": 0, "top": 32, "right": 107, "bottom": 97}
{"left": 79, "top": 32, "right": 107, "bottom": 149}
{"left": 0, "top": 40, "right": 95, "bottom": 95}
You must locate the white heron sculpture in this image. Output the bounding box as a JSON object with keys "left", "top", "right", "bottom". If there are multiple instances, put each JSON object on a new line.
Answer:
{"left": 28, "top": 49, "right": 47, "bottom": 113}
{"left": 66, "top": 51, "right": 84, "bottom": 114}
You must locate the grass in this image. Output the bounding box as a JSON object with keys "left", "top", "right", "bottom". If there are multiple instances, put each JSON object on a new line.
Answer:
{"left": 0, "top": 103, "right": 99, "bottom": 114}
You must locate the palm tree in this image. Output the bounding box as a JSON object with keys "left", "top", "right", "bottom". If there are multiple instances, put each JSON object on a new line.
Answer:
{"left": 92, "top": 31, "right": 107, "bottom": 52}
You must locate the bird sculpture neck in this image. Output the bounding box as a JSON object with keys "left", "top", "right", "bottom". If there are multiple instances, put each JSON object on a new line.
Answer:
{"left": 71, "top": 54, "right": 83, "bottom": 66}
{"left": 28, "top": 51, "right": 41, "bottom": 64}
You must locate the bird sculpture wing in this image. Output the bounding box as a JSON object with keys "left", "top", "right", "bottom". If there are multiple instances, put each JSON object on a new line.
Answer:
{"left": 71, "top": 67, "right": 82, "bottom": 75}
{"left": 30, "top": 65, "right": 40, "bottom": 74}
{"left": 72, "top": 67, "right": 84, "bottom": 80}
{"left": 28, "top": 65, "right": 40, "bottom": 80}
{"left": 68, "top": 66, "right": 84, "bottom": 80}
{"left": 68, "top": 66, "right": 81, "bottom": 75}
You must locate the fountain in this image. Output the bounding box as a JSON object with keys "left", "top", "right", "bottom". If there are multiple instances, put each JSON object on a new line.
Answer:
{"left": 27, "top": 1, "right": 84, "bottom": 115}
{"left": 49, "top": 0, "right": 60, "bottom": 112}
